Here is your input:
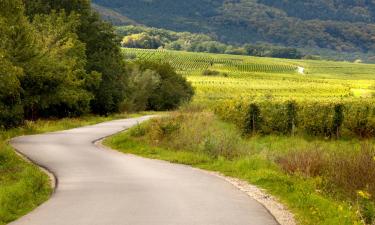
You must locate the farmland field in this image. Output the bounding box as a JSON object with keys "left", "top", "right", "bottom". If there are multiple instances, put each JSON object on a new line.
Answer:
{"left": 122, "top": 48, "right": 375, "bottom": 103}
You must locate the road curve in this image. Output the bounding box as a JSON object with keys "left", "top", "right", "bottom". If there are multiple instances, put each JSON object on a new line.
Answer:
{"left": 10, "top": 116, "right": 278, "bottom": 225}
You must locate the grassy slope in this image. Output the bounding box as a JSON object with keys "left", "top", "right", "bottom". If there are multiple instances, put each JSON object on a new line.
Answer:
{"left": 104, "top": 113, "right": 367, "bottom": 225}
{"left": 0, "top": 113, "right": 144, "bottom": 225}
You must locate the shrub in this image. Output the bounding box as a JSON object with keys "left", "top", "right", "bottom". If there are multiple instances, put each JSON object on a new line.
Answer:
{"left": 277, "top": 148, "right": 327, "bottom": 177}
{"left": 327, "top": 144, "right": 375, "bottom": 199}
{"left": 135, "top": 61, "right": 195, "bottom": 111}
{"left": 344, "top": 102, "right": 375, "bottom": 138}
{"left": 202, "top": 69, "right": 220, "bottom": 76}
{"left": 243, "top": 103, "right": 262, "bottom": 135}
{"left": 135, "top": 111, "right": 243, "bottom": 159}
{"left": 121, "top": 67, "right": 160, "bottom": 112}
{"left": 332, "top": 104, "right": 344, "bottom": 138}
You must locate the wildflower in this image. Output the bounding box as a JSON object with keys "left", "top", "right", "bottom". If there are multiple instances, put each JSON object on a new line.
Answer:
{"left": 357, "top": 190, "right": 371, "bottom": 200}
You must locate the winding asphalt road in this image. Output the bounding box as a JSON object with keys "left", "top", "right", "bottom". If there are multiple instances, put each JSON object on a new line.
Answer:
{"left": 9, "top": 116, "right": 278, "bottom": 225}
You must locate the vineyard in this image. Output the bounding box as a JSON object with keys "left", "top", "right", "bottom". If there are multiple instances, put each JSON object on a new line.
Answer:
{"left": 122, "top": 48, "right": 298, "bottom": 75}
{"left": 122, "top": 48, "right": 375, "bottom": 103}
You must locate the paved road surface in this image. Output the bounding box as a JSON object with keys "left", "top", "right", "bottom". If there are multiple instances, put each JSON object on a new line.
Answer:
{"left": 10, "top": 116, "right": 278, "bottom": 225}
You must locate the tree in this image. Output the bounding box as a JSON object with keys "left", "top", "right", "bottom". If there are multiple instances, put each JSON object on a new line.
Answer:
{"left": 81, "top": 12, "right": 128, "bottom": 114}
{"left": 121, "top": 33, "right": 163, "bottom": 49}
{"left": 0, "top": 54, "right": 24, "bottom": 128}
{"left": 24, "top": 11, "right": 93, "bottom": 118}
{"left": 136, "top": 61, "right": 194, "bottom": 111}
{"left": 23, "top": 0, "right": 129, "bottom": 115}
{"left": 122, "top": 66, "right": 160, "bottom": 112}
{"left": 0, "top": 0, "right": 36, "bottom": 126}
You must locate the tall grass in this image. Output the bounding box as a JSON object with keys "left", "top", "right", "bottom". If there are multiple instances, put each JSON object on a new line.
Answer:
{"left": 130, "top": 111, "right": 244, "bottom": 159}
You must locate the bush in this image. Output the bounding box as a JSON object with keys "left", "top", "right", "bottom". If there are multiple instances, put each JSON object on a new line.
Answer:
{"left": 243, "top": 103, "right": 261, "bottom": 134}
{"left": 202, "top": 69, "right": 220, "bottom": 76}
{"left": 121, "top": 67, "right": 161, "bottom": 112}
{"left": 134, "top": 61, "right": 195, "bottom": 111}
{"left": 327, "top": 144, "right": 375, "bottom": 199}
{"left": 133, "top": 111, "right": 243, "bottom": 159}
{"left": 277, "top": 148, "right": 327, "bottom": 177}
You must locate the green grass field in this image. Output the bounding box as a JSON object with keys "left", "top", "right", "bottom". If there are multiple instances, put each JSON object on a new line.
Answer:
{"left": 123, "top": 48, "right": 375, "bottom": 103}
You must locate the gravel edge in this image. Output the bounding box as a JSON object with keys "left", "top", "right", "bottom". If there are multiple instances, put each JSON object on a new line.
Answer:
{"left": 200, "top": 169, "right": 296, "bottom": 225}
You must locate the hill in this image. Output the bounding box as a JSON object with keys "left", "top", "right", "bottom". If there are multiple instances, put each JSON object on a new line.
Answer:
{"left": 92, "top": 0, "right": 375, "bottom": 58}
{"left": 92, "top": 3, "right": 138, "bottom": 25}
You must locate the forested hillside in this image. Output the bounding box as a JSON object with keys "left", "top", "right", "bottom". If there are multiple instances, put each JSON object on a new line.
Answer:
{"left": 92, "top": 0, "right": 375, "bottom": 57}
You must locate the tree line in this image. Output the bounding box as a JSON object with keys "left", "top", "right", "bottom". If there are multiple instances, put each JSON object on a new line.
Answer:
{"left": 0, "top": 0, "right": 194, "bottom": 129}
{"left": 117, "top": 26, "right": 303, "bottom": 59}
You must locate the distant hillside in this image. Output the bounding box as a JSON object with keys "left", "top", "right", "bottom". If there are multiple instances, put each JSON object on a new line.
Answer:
{"left": 92, "top": 3, "right": 138, "bottom": 25}
{"left": 92, "top": 0, "right": 375, "bottom": 56}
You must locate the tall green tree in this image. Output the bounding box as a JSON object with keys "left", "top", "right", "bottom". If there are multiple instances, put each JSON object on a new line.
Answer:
{"left": 0, "top": 0, "right": 34, "bottom": 127}
{"left": 1, "top": 0, "right": 94, "bottom": 123}
{"left": 23, "top": 0, "right": 128, "bottom": 115}
{"left": 0, "top": 52, "right": 24, "bottom": 128}
{"left": 80, "top": 11, "right": 127, "bottom": 115}
{"left": 24, "top": 11, "right": 93, "bottom": 118}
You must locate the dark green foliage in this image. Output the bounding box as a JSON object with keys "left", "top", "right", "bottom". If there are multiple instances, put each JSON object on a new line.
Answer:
{"left": 23, "top": 0, "right": 128, "bottom": 116}
{"left": 243, "top": 103, "right": 261, "bottom": 135}
{"left": 23, "top": 0, "right": 91, "bottom": 17}
{"left": 332, "top": 104, "right": 344, "bottom": 138}
{"left": 244, "top": 44, "right": 303, "bottom": 59}
{"left": 202, "top": 70, "right": 220, "bottom": 76}
{"left": 286, "top": 101, "right": 297, "bottom": 136}
{"left": 344, "top": 104, "right": 375, "bottom": 138}
{"left": 258, "top": 0, "right": 375, "bottom": 23}
{"left": 0, "top": 1, "right": 26, "bottom": 128}
{"left": 116, "top": 26, "right": 303, "bottom": 59}
{"left": 217, "top": 99, "right": 375, "bottom": 138}
{"left": 77, "top": 11, "right": 128, "bottom": 115}
{"left": 0, "top": 56, "right": 24, "bottom": 128}
{"left": 22, "top": 11, "right": 93, "bottom": 119}
{"left": 0, "top": 0, "right": 35, "bottom": 126}
{"left": 121, "top": 67, "right": 160, "bottom": 112}
{"left": 93, "top": 0, "right": 375, "bottom": 57}
{"left": 0, "top": 0, "right": 129, "bottom": 128}
{"left": 135, "top": 61, "right": 194, "bottom": 111}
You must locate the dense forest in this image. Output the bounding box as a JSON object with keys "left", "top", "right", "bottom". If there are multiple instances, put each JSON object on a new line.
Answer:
{"left": 92, "top": 0, "right": 375, "bottom": 59}
{"left": 0, "top": 0, "right": 193, "bottom": 129}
